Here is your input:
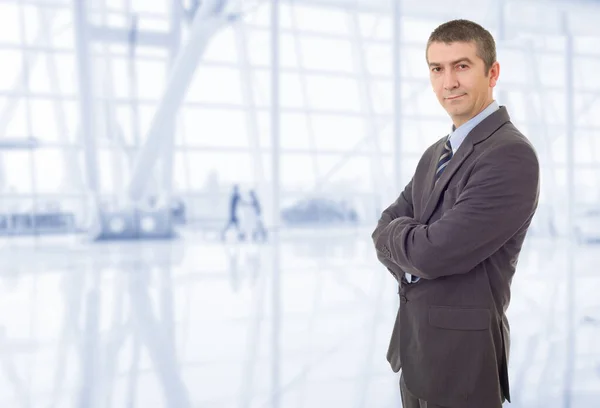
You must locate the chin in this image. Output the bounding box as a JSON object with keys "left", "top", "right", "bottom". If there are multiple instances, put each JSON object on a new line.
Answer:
{"left": 445, "top": 107, "right": 467, "bottom": 117}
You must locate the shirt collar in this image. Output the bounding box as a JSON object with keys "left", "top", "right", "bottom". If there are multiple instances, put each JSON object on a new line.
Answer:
{"left": 448, "top": 100, "right": 500, "bottom": 153}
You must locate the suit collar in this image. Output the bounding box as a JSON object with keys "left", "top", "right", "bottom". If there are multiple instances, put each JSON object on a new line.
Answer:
{"left": 463, "top": 105, "right": 510, "bottom": 148}
{"left": 449, "top": 100, "right": 500, "bottom": 153}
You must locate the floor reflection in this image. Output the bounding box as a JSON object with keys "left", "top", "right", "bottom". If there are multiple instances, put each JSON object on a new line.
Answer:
{"left": 0, "top": 231, "right": 598, "bottom": 407}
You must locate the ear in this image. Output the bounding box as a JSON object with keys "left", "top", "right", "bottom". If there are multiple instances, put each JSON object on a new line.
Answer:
{"left": 488, "top": 61, "right": 500, "bottom": 88}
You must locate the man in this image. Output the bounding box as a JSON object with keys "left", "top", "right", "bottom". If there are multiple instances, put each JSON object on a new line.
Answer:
{"left": 248, "top": 189, "right": 268, "bottom": 242}
{"left": 221, "top": 184, "right": 245, "bottom": 241}
{"left": 372, "top": 20, "right": 540, "bottom": 408}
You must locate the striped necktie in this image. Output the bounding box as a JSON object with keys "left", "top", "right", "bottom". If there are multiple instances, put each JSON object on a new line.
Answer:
{"left": 435, "top": 138, "right": 453, "bottom": 182}
{"left": 406, "top": 138, "right": 454, "bottom": 284}
{"left": 404, "top": 138, "right": 453, "bottom": 283}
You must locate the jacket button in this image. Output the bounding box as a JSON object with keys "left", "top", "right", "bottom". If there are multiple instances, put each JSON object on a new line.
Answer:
{"left": 400, "top": 295, "right": 408, "bottom": 303}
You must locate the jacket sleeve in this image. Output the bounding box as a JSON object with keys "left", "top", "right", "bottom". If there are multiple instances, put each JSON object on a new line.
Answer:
{"left": 371, "top": 178, "right": 414, "bottom": 280}
{"left": 376, "top": 142, "right": 539, "bottom": 280}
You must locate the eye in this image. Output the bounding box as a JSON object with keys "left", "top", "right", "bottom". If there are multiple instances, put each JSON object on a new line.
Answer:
{"left": 457, "top": 64, "right": 469, "bottom": 70}
{"left": 431, "top": 67, "right": 441, "bottom": 73}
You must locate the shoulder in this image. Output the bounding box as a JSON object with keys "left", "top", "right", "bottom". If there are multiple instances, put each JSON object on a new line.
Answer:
{"left": 484, "top": 122, "right": 538, "bottom": 160}
{"left": 477, "top": 123, "right": 540, "bottom": 177}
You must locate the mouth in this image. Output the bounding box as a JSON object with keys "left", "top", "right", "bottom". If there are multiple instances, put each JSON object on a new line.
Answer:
{"left": 445, "top": 94, "right": 466, "bottom": 101}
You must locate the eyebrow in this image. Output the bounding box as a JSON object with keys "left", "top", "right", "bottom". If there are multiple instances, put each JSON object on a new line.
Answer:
{"left": 428, "top": 58, "right": 475, "bottom": 67}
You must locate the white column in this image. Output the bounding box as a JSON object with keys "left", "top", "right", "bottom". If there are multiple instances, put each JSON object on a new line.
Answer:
{"left": 393, "top": 0, "right": 403, "bottom": 193}
{"left": 73, "top": 0, "right": 99, "bottom": 196}
{"left": 270, "top": 1, "right": 281, "bottom": 407}
{"left": 159, "top": 0, "right": 184, "bottom": 207}
{"left": 126, "top": 6, "right": 226, "bottom": 202}
{"left": 563, "top": 12, "right": 575, "bottom": 408}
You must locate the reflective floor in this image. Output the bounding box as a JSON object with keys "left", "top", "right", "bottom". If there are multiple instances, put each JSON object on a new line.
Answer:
{"left": 0, "top": 229, "right": 599, "bottom": 407}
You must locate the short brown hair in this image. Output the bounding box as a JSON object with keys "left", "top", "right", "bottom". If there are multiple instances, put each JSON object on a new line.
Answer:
{"left": 426, "top": 19, "right": 496, "bottom": 74}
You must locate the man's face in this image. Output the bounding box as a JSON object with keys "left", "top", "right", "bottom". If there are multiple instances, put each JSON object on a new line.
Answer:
{"left": 427, "top": 41, "right": 499, "bottom": 128}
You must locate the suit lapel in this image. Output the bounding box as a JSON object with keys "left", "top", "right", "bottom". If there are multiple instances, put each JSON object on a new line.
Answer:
{"left": 420, "top": 142, "right": 474, "bottom": 224}
{"left": 419, "top": 106, "right": 511, "bottom": 224}
{"left": 421, "top": 140, "right": 446, "bottom": 209}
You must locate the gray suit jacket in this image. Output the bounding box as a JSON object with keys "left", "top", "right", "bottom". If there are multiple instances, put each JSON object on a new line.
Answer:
{"left": 372, "top": 106, "right": 540, "bottom": 408}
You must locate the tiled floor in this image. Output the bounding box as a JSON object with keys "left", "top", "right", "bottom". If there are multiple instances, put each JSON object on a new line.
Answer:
{"left": 0, "top": 229, "right": 598, "bottom": 407}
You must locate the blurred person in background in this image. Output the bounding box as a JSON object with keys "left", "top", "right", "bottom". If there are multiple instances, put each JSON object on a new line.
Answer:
{"left": 248, "top": 189, "right": 267, "bottom": 242}
{"left": 222, "top": 184, "right": 245, "bottom": 241}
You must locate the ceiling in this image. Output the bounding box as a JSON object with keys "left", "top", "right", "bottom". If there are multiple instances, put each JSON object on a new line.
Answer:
{"left": 282, "top": 0, "right": 600, "bottom": 36}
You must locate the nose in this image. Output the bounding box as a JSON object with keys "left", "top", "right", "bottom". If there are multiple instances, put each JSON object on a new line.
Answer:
{"left": 443, "top": 70, "right": 459, "bottom": 91}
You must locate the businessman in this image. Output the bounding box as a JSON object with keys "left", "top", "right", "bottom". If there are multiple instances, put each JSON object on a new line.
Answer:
{"left": 372, "top": 20, "right": 540, "bottom": 408}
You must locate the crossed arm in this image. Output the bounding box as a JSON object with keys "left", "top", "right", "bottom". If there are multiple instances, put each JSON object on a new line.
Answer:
{"left": 371, "top": 178, "right": 414, "bottom": 281}
{"left": 372, "top": 142, "right": 540, "bottom": 281}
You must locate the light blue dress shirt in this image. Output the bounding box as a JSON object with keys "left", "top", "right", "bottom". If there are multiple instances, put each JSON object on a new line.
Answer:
{"left": 405, "top": 100, "right": 500, "bottom": 284}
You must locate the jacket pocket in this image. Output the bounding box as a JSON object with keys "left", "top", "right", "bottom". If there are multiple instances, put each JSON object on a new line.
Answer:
{"left": 428, "top": 306, "right": 490, "bottom": 331}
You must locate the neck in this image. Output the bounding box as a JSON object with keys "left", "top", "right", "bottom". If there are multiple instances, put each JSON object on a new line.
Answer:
{"left": 452, "top": 99, "right": 494, "bottom": 129}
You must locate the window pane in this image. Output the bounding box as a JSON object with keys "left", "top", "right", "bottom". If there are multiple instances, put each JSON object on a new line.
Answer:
{"left": 575, "top": 57, "right": 600, "bottom": 91}
{"left": 188, "top": 66, "right": 243, "bottom": 104}
{"left": 573, "top": 132, "right": 600, "bottom": 164}
{"left": 0, "top": 50, "right": 23, "bottom": 91}
{"left": 98, "top": 148, "right": 131, "bottom": 194}
{"left": 574, "top": 169, "right": 600, "bottom": 204}
{"left": 252, "top": 71, "right": 307, "bottom": 108}
{"left": 317, "top": 154, "right": 374, "bottom": 193}
{"left": 281, "top": 153, "right": 316, "bottom": 187}
{"left": 1, "top": 151, "right": 32, "bottom": 193}
{"left": 187, "top": 152, "right": 256, "bottom": 186}
{"left": 136, "top": 59, "right": 167, "bottom": 100}
{"left": 244, "top": 29, "right": 297, "bottom": 68}
{"left": 52, "top": 9, "right": 75, "bottom": 49}
{"left": 0, "top": 4, "right": 21, "bottom": 43}
{"left": 404, "top": 47, "right": 429, "bottom": 79}
{"left": 131, "top": 0, "right": 171, "bottom": 14}
{"left": 204, "top": 28, "right": 239, "bottom": 64}
{"left": 293, "top": 5, "right": 350, "bottom": 35}
{"left": 173, "top": 152, "right": 189, "bottom": 191}
{"left": 281, "top": 113, "right": 311, "bottom": 150}
{"left": 33, "top": 148, "right": 69, "bottom": 193}
{"left": 497, "top": 48, "right": 529, "bottom": 86}
{"left": 300, "top": 38, "right": 355, "bottom": 73}
{"left": 182, "top": 107, "right": 249, "bottom": 148}
{"left": 537, "top": 54, "right": 565, "bottom": 88}
{"left": 256, "top": 112, "right": 271, "bottom": 149}
{"left": 402, "top": 18, "right": 436, "bottom": 44}
{"left": 401, "top": 81, "right": 437, "bottom": 117}
{"left": 244, "top": 3, "right": 272, "bottom": 28}
{"left": 23, "top": 6, "right": 42, "bottom": 46}
{"left": 2, "top": 98, "right": 28, "bottom": 138}
{"left": 30, "top": 99, "right": 60, "bottom": 142}
{"left": 311, "top": 114, "right": 366, "bottom": 151}
{"left": 375, "top": 117, "right": 393, "bottom": 153}
{"left": 547, "top": 128, "right": 567, "bottom": 165}
{"left": 575, "top": 94, "right": 600, "bottom": 127}
{"left": 114, "top": 104, "right": 135, "bottom": 145}
{"left": 406, "top": 118, "right": 448, "bottom": 154}
{"left": 365, "top": 44, "right": 392, "bottom": 77}
{"left": 137, "top": 103, "right": 157, "bottom": 141}
{"left": 358, "top": 14, "right": 392, "bottom": 41}
{"left": 106, "top": 56, "right": 131, "bottom": 99}
{"left": 281, "top": 73, "right": 306, "bottom": 108}
{"left": 305, "top": 74, "right": 361, "bottom": 112}
{"left": 29, "top": 52, "right": 52, "bottom": 94}
{"left": 575, "top": 36, "right": 600, "bottom": 56}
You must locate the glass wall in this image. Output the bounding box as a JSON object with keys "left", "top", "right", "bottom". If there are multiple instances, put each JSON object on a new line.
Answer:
{"left": 0, "top": 0, "right": 599, "bottom": 234}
